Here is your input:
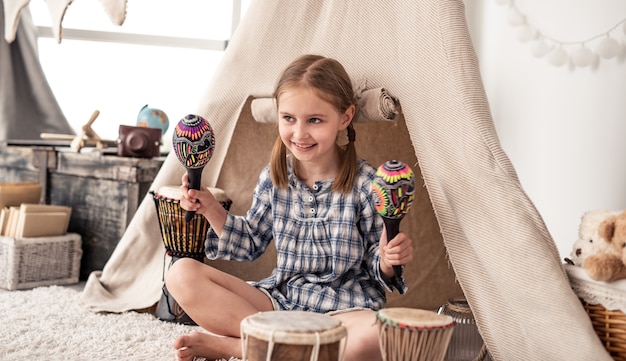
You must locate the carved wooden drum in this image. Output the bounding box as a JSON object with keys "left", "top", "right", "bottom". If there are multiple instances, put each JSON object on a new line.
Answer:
{"left": 241, "top": 311, "right": 347, "bottom": 361}
{"left": 376, "top": 308, "right": 455, "bottom": 361}
{"left": 151, "top": 185, "right": 231, "bottom": 325}
{"left": 151, "top": 185, "right": 231, "bottom": 260}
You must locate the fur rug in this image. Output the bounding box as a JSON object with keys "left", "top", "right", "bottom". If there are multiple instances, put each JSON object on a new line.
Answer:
{"left": 0, "top": 285, "right": 240, "bottom": 361}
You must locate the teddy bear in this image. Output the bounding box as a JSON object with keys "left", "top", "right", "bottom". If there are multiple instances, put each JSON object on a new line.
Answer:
{"left": 565, "top": 209, "right": 620, "bottom": 267}
{"left": 581, "top": 209, "right": 626, "bottom": 282}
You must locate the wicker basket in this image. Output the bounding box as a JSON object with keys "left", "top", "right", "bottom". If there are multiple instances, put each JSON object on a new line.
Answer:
{"left": 567, "top": 264, "right": 626, "bottom": 360}
{"left": 0, "top": 233, "right": 82, "bottom": 290}
{"left": 581, "top": 300, "right": 626, "bottom": 361}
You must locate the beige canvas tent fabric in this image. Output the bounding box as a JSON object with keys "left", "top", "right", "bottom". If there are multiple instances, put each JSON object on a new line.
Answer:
{"left": 0, "top": 3, "right": 74, "bottom": 140}
{"left": 2, "top": 0, "right": 127, "bottom": 43}
{"left": 81, "top": 1, "right": 609, "bottom": 360}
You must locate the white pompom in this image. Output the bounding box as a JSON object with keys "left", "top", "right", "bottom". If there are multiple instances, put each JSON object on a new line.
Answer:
{"left": 495, "top": 0, "right": 512, "bottom": 5}
{"left": 572, "top": 45, "right": 594, "bottom": 67}
{"left": 597, "top": 36, "right": 620, "bottom": 59}
{"left": 517, "top": 26, "right": 536, "bottom": 42}
{"left": 531, "top": 39, "right": 550, "bottom": 57}
{"left": 507, "top": 8, "right": 526, "bottom": 26}
{"left": 548, "top": 47, "right": 568, "bottom": 67}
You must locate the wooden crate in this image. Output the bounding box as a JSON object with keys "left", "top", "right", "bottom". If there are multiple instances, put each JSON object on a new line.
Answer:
{"left": 0, "top": 144, "right": 164, "bottom": 279}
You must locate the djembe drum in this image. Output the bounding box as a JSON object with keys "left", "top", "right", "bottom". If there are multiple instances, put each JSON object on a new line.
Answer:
{"left": 151, "top": 185, "right": 232, "bottom": 325}
{"left": 376, "top": 308, "right": 455, "bottom": 361}
{"left": 241, "top": 311, "right": 347, "bottom": 361}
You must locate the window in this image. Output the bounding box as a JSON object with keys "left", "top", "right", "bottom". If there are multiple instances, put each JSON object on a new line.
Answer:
{"left": 29, "top": 0, "right": 250, "bottom": 148}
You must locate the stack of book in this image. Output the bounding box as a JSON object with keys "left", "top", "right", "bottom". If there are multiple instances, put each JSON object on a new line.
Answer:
{"left": 0, "top": 182, "right": 71, "bottom": 238}
{"left": 0, "top": 182, "right": 41, "bottom": 208}
{"left": 0, "top": 204, "right": 72, "bottom": 238}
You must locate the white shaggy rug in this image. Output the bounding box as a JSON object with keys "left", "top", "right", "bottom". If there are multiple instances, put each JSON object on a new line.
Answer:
{"left": 0, "top": 285, "right": 240, "bottom": 361}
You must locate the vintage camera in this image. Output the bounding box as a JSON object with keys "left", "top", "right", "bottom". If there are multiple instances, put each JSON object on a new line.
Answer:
{"left": 117, "top": 125, "right": 162, "bottom": 158}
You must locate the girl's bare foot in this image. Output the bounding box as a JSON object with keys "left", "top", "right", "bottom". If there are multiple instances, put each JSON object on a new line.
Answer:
{"left": 173, "top": 331, "right": 241, "bottom": 361}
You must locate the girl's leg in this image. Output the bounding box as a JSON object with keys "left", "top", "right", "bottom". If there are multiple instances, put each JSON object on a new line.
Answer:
{"left": 332, "top": 309, "right": 382, "bottom": 361}
{"left": 165, "top": 258, "right": 274, "bottom": 360}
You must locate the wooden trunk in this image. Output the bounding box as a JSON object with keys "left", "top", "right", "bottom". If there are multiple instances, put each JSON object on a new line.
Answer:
{"left": 0, "top": 144, "right": 163, "bottom": 279}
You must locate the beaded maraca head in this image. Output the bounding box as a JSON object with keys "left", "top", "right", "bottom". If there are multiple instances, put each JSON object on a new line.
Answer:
{"left": 372, "top": 160, "right": 416, "bottom": 220}
{"left": 172, "top": 114, "right": 215, "bottom": 170}
{"left": 172, "top": 114, "right": 215, "bottom": 222}
{"left": 372, "top": 160, "right": 415, "bottom": 283}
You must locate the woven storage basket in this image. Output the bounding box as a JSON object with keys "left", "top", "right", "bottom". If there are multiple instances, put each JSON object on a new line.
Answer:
{"left": 581, "top": 300, "right": 626, "bottom": 360}
{"left": 0, "top": 233, "right": 82, "bottom": 290}
{"left": 566, "top": 264, "right": 626, "bottom": 360}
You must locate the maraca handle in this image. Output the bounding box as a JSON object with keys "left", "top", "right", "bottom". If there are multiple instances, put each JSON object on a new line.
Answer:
{"left": 185, "top": 168, "right": 203, "bottom": 222}
{"left": 382, "top": 217, "right": 403, "bottom": 278}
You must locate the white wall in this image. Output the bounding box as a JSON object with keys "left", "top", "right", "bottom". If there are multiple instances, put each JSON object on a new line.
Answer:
{"left": 465, "top": 0, "right": 626, "bottom": 258}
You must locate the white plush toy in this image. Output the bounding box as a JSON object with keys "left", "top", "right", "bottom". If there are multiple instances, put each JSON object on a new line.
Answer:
{"left": 566, "top": 209, "right": 620, "bottom": 266}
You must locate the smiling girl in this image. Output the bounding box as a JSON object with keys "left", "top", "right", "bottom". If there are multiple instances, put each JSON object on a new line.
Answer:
{"left": 166, "top": 54, "right": 413, "bottom": 361}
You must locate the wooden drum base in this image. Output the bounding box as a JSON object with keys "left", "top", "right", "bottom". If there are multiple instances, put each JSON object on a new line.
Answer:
{"left": 241, "top": 310, "right": 347, "bottom": 361}
{"left": 245, "top": 335, "right": 341, "bottom": 361}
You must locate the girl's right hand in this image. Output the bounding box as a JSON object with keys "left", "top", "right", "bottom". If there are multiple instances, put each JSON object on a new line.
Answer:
{"left": 179, "top": 173, "right": 218, "bottom": 216}
{"left": 179, "top": 173, "right": 228, "bottom": 236}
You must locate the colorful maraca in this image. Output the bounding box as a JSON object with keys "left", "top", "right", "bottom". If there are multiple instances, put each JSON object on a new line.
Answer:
{"left": 372, "top": 160, "right": 416, "bottom": 279}
{"left": 172, "top": 114, "right": 215, "bottom": 222}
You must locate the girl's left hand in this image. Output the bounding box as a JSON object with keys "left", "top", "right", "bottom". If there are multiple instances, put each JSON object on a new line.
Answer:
{"left": 379, "top": 228, "right": 414, "bottom": 278}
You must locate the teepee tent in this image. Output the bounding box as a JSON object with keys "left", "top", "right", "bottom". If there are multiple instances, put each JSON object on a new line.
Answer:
{"left": 0, "top": 2, "right": 73, "bottom": 140}
{"left": 81, "top": 1, "right": 608, "bottom": 360}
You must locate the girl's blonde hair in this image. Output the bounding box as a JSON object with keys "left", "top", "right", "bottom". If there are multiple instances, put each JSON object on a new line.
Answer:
{"left": 270, "top": 54, "right": 358, "bottom": 193}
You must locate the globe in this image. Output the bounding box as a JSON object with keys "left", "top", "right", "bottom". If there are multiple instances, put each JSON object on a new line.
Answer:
{"left": 136, "top": 104, "right": 169, "bottom": 134}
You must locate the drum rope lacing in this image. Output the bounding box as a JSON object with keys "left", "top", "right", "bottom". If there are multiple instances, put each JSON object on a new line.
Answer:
{"left": 240, "top": 326, "right": 348, "bottom": 361}
{"left": 265, "top": 329, "right": 322, "bottom": 361}
{"left": 379, "top": 323, "right": 453, "bottom": 360}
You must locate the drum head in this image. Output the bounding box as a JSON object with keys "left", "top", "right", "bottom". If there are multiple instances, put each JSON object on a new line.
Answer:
{"left": 376, "top": 308, "right": 454, "bottom": 330}
{"left": 156, "top": 185, "right": 183, "bottom": 200}
{"left": 241, "top": 311, "right": 347, "bottom": 345}
{"left": 155, "top": 185, "right": 230, "bottom": 203}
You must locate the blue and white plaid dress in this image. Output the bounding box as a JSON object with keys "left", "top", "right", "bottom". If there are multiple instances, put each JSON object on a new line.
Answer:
{"left": 205, "top": 158, "right": 407, "bottom": 313}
